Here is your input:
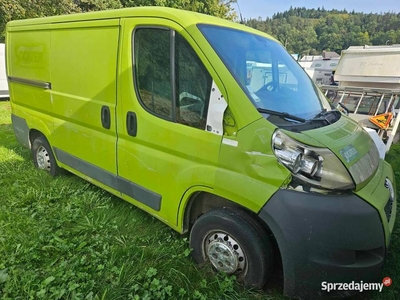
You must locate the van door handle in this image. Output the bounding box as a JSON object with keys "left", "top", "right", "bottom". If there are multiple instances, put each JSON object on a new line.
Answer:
{"left": 101, "top": 105, "right": 111, "bottom": 129}
{"left": 126, "top": 111, "right": 137, "bottom": 137}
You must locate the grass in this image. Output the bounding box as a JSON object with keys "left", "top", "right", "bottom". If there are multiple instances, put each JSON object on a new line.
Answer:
{"left": 0, "top": 100, "right": 399, "bottom": 300}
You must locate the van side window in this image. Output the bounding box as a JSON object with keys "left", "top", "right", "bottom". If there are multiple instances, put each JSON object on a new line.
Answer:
{"left": 134, "top": 28, "right": 212, "bottom": 129}
{"left": 134, "top": 28, "right": 173, "bottom": 119}
{"left": 175, "top": 34, "right": 212, "bottom": 129}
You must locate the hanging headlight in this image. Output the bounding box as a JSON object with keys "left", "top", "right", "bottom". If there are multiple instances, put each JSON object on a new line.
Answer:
{"left": 274, "top": 149, "right": 303, "bottom": 173}
{"left": 300, "top": 156, "right": 318, "bottom": 176}
{"left": 272, "top": 130, "right": 355, "bottom": 190}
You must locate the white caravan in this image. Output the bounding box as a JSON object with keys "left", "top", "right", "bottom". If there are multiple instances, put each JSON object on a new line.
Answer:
{"left": 299, "top": 55, "right": 340, "bottom": 85}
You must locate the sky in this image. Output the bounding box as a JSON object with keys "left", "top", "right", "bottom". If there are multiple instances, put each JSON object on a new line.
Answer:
{"left": 236, "top": 0, "right": 399, "bottom": 19}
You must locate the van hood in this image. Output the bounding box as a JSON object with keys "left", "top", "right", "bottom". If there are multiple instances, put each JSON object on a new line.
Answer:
{"left": 285, "top": 115, "right": 380, "bottom": 190}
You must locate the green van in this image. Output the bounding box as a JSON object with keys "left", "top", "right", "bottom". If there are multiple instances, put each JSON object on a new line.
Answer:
{"left": 6, "top": 7, "right": 397, "bottom": 298}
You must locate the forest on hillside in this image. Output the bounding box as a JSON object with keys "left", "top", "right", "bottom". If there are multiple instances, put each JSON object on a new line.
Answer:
{"left": 244, "top": 6, "right": 400, "bottom": 55}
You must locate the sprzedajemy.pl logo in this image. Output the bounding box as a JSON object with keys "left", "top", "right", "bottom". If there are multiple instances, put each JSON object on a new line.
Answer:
{"left": 321, "top": 277, "right": 392, "bottom": 293}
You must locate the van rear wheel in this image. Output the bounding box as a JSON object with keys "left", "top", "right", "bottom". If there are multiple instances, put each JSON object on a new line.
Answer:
{"left": 189, "top": 207, "right": 273, "bottom": 288}
{"left": 31, "top": 136, "right": 63, "bottom": 177}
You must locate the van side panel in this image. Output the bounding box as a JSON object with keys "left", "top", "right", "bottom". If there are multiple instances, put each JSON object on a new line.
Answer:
{"left": 50, "top": 20, "right": 120, "bottom": 175}
{"left": 7, "top": 25, "right": 51, "bottom": 82}
{"left": 7, "top": 25, "right": 53, "bottom": 145}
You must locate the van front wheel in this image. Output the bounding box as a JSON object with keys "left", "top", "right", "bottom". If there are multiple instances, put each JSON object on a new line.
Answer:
{"left": 189, "top": 207, "right": 273, "bottom": 288}
{"left": 32, "top": 136, "right": 63, "bottom": 177}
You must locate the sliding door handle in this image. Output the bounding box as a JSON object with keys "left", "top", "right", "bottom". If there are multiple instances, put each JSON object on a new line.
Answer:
{"left": 101, "top": 105, "right": 111, "bottom": 129}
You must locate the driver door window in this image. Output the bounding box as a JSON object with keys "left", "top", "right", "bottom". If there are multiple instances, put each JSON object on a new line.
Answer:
{"left": 134, "top": 28, "right": 172, "bottom": 119}
{"left": 176, "top": 34, "right": 212, "bottom": 129}
{"left": 134, "top": 28, "right": 212, "bottom": 130}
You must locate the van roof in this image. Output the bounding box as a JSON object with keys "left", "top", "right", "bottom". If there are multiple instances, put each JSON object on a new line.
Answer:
{"left": 7, "top": 6, "right": 274, "bottom": 40}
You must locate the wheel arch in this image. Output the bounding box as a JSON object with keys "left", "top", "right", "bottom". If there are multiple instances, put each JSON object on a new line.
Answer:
{"left": 180, "top": 189, "right": 273, "bottom": 236}
{"left": 180, "top": 188, "right": 283, "bottom": 277}
{"left": 29, "top": 129, "right": 47, "bottom": 148}
{"left": 21, "top": 113, "right": 53, "bottom": 149}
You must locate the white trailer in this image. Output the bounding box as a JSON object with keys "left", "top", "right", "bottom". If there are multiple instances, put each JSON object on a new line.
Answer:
{"left": 0, "top": 43, "right": 9, "bottom": 98}
{"left": 334, "top": 45, "right": 400, "bottom": 89}
{"left": 321, "top": 44, "right": 400, "bottom": 156}
{"left": 299, "top": 55, "right": 340, "bottom": 85}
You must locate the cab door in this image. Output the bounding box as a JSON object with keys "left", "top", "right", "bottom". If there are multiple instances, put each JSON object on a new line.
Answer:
{"left": 116, "top": 18, "right": 227, "bottom": 227}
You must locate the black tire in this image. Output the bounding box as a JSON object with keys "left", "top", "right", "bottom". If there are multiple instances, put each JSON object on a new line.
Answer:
{"left": 189, "top": 207, "right": 273, "bottom": 288}
{"left": 31, "top": 136, "right": 63, "bottom": 177}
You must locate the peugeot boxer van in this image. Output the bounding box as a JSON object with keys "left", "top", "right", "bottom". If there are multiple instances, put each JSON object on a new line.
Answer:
{"left": 6, "top": 7, "right": 396, "bottom": 299}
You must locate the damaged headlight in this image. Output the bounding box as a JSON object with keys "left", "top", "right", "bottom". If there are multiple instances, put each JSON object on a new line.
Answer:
{"left": 272, "top": 130, "right": 355, "bottom": 190}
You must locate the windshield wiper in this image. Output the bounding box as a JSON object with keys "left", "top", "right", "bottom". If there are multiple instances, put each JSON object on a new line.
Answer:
{"left": 310, "top": 109, "right": 341, "bottom": 124}
{"left": 313, "top": 108, "right": 327, "bottom": 119}
{"left": 257, "top": 108, "right": 306, "bottom": 123}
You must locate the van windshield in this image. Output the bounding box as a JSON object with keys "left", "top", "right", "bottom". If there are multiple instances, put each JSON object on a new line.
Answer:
{"left": 198, "top": 25, "right": 332, "bottom": 121}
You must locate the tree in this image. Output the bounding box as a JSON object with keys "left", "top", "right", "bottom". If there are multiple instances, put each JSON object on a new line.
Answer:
{"left": 0, "top": 0, "right": 24, "bottom": 40}
{"left": 0, "top": 0, "right": 80, "bottom": 41}
{"left": 244, "top": 7, "right": 400, "bottom": 54}
{"left": 0, "top": 0, "right": 237, "bottom": 41}
{"left": 120, "top": 0, "right": 237, "bottom": 20}
{"left": 75, "top": 0, "right": 123, "bottom": 12}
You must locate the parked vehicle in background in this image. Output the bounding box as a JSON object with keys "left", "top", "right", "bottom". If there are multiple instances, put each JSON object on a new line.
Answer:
{"left": 6, "top": 7, "right": 397, "bottom": 299}
{"left": 298, "top": 52, "right": 340, "bottom": 85}
{"left": 0, "top": 43, "right": 9, "bottom": 98}
{"left": 322, "top": 44, "right": 400, "bottom": 156}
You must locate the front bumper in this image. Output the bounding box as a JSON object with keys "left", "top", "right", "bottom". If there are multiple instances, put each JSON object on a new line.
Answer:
{"left": 259, "top": 163, "right": 396, "bottom": 299}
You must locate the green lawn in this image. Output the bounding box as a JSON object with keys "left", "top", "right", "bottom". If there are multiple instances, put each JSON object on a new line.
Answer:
{"left": 0, "top": 100, "right": 399, "bottom": 300}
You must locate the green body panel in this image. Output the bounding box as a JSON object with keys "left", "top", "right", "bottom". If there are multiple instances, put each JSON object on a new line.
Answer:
{"left": 355, "top": 160, "right": 397, "bottom": 247}
{"left": 302, "top": 117, "right": 371, "bottom": 169}
{"left": 6, "top": 24, "right": 51, "bottom": 82}
{"left": 49, "top": 19, "right": 120, "bottom": 175}
{"left": 11, "top": 103, "right": 53, "bottom": 142}
{"left": 286, "top": 116, "right": 369, "bottom": 162}
{"left": 6, "top": 25, "right": 53, "bottom": 121}
{"left": 215, "top": 118, "right": 290, "bottom": 212}
{"left": 5, "top": 7, "right": 395, "bottom": 242}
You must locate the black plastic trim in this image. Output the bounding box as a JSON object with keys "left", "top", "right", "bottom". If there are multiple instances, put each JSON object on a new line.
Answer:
{"left": 11, "top": 114, "right": 30, "bottom": 148}
{"left": 8, "top": 76, "right": 51, "bottom": 89}
{"left": 54, "top": 148, "right": 161, "bottom": 211}
{"left": 258, "top": 189, "right": 385, "bottom": 299}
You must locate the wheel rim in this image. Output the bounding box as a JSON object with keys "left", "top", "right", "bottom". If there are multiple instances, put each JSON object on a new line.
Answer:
{"left": 204, "top": 231, "right": 246, "bottom": 274}
{"left": 36, "top": 145, "right": 51, "bottom": 171}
